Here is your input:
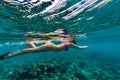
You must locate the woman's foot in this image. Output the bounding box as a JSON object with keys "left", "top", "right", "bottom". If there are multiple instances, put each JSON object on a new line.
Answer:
{"left": 0, "top": 52, "right": 11, "bottom": 60}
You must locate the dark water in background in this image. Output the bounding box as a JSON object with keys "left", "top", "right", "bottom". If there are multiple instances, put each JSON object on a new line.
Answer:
{"left": 0, "top": 0, "right": 120, "bottom": 79}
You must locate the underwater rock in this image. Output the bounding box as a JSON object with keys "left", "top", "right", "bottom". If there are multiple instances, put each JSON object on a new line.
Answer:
{"left": 75, "top": 73, "right": 87, "bottom": 80}
{"left": 8, "top": 71, "right": 13, "bottom": 75}
{"left": 1, "top": 56, "right": 120, "bottom": 80}
{"left": 4, "top": 61, "right": 80, "bottom": 80}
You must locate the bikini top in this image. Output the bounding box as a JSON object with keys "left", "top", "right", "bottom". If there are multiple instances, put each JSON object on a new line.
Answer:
{"left": 63, "top": 43, "right": 69, "bottom": 51}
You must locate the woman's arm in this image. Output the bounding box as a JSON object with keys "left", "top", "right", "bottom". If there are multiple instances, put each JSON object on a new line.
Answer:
{"left": 70, "top": 43, "right": 88, "bottom": 49}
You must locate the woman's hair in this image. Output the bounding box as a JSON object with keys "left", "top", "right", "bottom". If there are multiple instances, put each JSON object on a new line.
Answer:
{"left": 72, "top": 38, "right": 76, "bottom": 44}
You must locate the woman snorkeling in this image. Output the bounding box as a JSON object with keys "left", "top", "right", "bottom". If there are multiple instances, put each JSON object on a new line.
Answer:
{"left": 0, "top": 29, "right": 88, "bottom": 60}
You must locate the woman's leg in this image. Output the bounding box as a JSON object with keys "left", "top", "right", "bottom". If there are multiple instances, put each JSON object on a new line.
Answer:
{"left": 5, "top": 43, "right": 51, "bottom": 59}
{"left": 0, "top": 42, "right": 38, "bottom": 60}
{"left": 6, "top": 48, "right": 38, "bottom": 58}
{"left": 1, "top": 43, "right": 65, "bottom": 59}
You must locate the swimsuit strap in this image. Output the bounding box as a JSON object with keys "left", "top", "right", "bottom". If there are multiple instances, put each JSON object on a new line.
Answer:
{"left": 64, "top": 44, "right": 69, "bottom": 51}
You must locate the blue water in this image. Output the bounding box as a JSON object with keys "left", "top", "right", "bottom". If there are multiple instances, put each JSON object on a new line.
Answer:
{"left": 0, "top": 0, "right": 120, "bottom": 79}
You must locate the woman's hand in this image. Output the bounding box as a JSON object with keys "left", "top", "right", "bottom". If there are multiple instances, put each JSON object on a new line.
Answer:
{"left": 78, "top": 46, "right": 88, "bottom": 49}
{"left": 70, "top": 43, "right": 88, "bottom": 49}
